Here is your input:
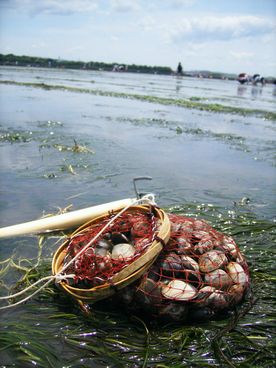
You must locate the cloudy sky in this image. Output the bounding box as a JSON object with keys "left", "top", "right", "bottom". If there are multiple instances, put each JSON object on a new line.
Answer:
{"left": 0, "top": 0, "right": 275, "bottom": 75}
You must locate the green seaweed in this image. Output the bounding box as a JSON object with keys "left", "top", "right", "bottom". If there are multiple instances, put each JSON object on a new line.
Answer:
{"left": 1, "top": 80, "right": 276, "bottom": 120}
{"left": 0, "top": 204, "right": 275, "bottom": 367}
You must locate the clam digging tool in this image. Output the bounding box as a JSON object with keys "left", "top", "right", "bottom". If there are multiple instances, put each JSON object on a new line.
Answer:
{"left": 0, "top": 198, "right": 137, "bottom": 238}
{"left": 0, "top": 177, "right": 154, "bottom": 238}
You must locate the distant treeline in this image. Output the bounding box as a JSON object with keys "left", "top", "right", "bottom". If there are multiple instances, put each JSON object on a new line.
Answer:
{"left": 0, "top": 53, "right": 172, "bottom": 75}
{"left": 1, "top": 53, "right": 274, "bottom": 81}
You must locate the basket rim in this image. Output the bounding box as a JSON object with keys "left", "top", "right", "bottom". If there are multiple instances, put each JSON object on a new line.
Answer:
{"left": 51, "top": 204, "right": 170, "bottom": 298}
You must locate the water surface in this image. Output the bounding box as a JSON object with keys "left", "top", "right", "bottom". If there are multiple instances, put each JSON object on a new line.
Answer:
{"left": 0, "top": 67, "right": 275, "bottom": 367}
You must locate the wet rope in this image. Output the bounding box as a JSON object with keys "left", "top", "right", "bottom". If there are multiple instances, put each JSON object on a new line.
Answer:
{"left": 0, "top": 194, "right": 156, "bottom": 310}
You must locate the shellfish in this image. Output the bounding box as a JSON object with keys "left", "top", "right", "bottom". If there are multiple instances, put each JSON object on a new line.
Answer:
{"left": 111, "top": 243, "right": 135, "bottom": 260}
{"left": 226, "top": 262, "right": 249, "bottom": 286}
{"left": 204, "top": 269, "right": 233, "bottom": 290}
{"left": 161, "top": 280, "right": 197, "bottom": 301}
{"left": 199, "top": 250, "right": 228, "bottom": 273}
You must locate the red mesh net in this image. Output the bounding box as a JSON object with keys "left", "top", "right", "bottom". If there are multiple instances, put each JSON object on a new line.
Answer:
{"left": 118, "top": 213, "right": 250, "bottom": 321}
{"left": 62, "top": 208, "right": 160, "bottom": 288}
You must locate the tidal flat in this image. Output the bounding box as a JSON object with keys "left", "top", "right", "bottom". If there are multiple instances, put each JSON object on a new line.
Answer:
{"left": 0, "top": 66, "right": 275, "bottom": 367}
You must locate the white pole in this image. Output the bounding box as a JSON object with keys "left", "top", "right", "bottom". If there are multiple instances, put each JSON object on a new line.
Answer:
{"left": 0, "top": 198, "right": 137, "bottom": 238}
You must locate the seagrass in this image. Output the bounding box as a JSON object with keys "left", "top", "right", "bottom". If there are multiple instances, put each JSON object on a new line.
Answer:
{"left": 52, "top": 204, "right": 170, "bottom": 303}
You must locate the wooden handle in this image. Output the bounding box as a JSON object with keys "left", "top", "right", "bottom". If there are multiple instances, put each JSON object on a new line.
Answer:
{"left": 0, "top": 198, "right": 137, "bottom": 238}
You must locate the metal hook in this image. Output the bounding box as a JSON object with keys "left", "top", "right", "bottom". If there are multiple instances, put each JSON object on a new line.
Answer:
{"left": 133, "top": 176, "right": 152, "bottom": 199}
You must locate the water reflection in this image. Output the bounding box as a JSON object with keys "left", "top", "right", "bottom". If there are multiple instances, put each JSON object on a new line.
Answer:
{"left": 251, "top": 86, "right": 263, "bottom": 98}
{"left": 175, "top": 76, "right": 182, "bottom": 93}
{"left": 237, "top": 85, "right": 247, "bottom": 97}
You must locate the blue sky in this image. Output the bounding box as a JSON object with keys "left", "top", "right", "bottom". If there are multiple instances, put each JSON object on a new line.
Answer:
{"left": 0, "top": 0, "right": 275, "bottom": 75}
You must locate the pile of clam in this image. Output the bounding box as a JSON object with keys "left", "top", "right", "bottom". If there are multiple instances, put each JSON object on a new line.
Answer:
{"left": 118, "top": 214, "right": 250, "bottom": 322}
{"left": 63, "top": 209, "right": 159, "bottom": 288}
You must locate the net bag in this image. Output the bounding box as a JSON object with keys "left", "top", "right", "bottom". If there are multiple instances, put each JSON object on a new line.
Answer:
{"left": 118, "top": 213, "right": 250, "bottom": 322}
{"left": 52, "top": 204, "right": 171, "bottom": 304}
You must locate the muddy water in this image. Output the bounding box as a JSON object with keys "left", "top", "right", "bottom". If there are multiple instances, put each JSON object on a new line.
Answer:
{"left": 0, "top": 66, "right": 275, "bottom": 367}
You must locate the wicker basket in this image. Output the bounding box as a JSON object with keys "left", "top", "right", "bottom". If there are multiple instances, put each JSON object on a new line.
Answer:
{"left": 52, "top": 204, "right": 171, "bottom": 304}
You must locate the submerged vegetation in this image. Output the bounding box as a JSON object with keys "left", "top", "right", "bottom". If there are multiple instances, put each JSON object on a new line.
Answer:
{"left": 0, "top": 204, "right": 275, "bottom": 367}
{"left": 1, "top": 79, "right": 276, "bottom": 120}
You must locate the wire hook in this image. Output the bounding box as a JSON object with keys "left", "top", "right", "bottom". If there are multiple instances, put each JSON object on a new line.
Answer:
{"left": 133, "top": 176, "right": 152, "bottom": 199}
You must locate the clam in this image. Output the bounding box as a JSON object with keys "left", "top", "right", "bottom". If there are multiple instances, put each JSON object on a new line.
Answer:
{"left": 205, "top": 290, "right": 229, "bottom": 310}
{"left": 158, "top": 302, "right": 188, "bottom": 322}
{"left": 111, "top": 243, "right": 135, "bottom": 260}
{"left": 194, "top": 286, "right": 216, "bottom": 306}
{"left": 180, "top": 255, "right": 199, "bottom": 271}
{"left": 110, "top": 232, "right": 130, "bottom": 245}
{"left": 147, "top": 266, "right": 161, "bottom": 282}
{"left": 228, "top": 283, "right": 245, "bottom": 305}
{"left": 138, "top": 278, "right": 163, "bottom": 305}
{"left": 182, "top": 269, "right": 202, "bottom": 287}
{"left": 194, "top": 235, "right": 214, "bottom": 255}
{"left": 131, "top": 221, "right": 150, "bottom": 239}
{"left": 175, "top": 237, "right": 192, "bottom": 250}
{"left": 170, "top": 221, "right": 184, "bottom": 233}
{"left": 179, "top": 222, "right": 194, "bottom": 234}
{"left": 193, "top": 219, "right": 210, "bottom": 231}
{"left": 96, "top": 239, "right": 113, "bottom": 250}
{"left": 161, "top": 279, "right": 197, "bottom": 301}
{"left": 204, "top": 269, "right": 233, "bottom": 290}
{"left": 226, "top": 262, "right": 249, "bottom": 286}
{"left": 94, "top": 247, "right": 110, "bottom": 257}
{"left": 94, "top": 248, "right": 112, "bottom": 270}
{"left": 199, "top": 250, "right": 228, "bottom": 273}
{"left": 215, "top": 236, "right": 238, "bottom": 258}
{"left": 192, "top": 230, "right": 209, "bottom": 241}
{"left": 160, "top": 253, "right": 183, "bottom": 277}
{"left": 236, "top": 251, "right": 248, "bottom": 268}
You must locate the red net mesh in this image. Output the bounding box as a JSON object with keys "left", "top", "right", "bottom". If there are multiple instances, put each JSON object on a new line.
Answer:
{"left": 62, "top": 208, "right": 160, "bottom": 288}
{"left": 118, "top": 213, "right": 250, "bottom": 321}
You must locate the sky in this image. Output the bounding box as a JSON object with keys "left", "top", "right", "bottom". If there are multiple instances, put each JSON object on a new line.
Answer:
{"left": 0, "top": 0, "right": 276, "bottom": 76}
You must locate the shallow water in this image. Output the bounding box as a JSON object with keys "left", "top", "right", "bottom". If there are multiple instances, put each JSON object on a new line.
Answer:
{"left": 0, "top": 67, "right": 275, "bottom": 367}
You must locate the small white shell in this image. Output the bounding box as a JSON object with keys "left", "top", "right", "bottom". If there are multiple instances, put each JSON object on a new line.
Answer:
{"left": 111, "top": 243, "right": 135, "bottom": 260}
{"left": 226, "top": 262, "right": 248, "bottom": 286}
{"left": 199, "top": 250, "right": 228, "bottom": 273}
{"left": 161, "top": 279, "right": 197, "bottom": 301}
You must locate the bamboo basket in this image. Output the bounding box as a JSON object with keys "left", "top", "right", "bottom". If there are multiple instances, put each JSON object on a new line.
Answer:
{"left": 52, "top": 204, "right": 171, "bottom": 304}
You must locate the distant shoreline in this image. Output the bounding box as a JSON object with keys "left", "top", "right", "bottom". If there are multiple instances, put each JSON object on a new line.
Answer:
{"left": 3, "top": 53, "right": 275, "bottom": 83}
{"left": 1, "top": 53, "right": 275, "bottom": 82}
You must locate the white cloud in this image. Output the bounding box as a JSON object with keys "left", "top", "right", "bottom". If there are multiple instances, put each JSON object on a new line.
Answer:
{"left": 138, "top": 15, "right": 157, "bottom": 31}
{"left": 109, "top": 0, "right": 140, "bottom": 13}
{"left": 1, "top": 0, "right": 98, "bottom": 15}
{"left": 169, "top": 15, "right": 275, "bottom": 43}
{"left": 229, "top": 50, "right": 255, "bottom": 60}
{"left": 163, "top": 0, "right": 197, "bottom": 8}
